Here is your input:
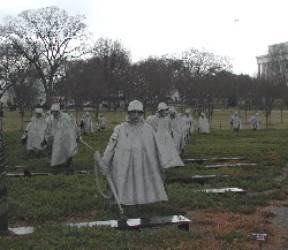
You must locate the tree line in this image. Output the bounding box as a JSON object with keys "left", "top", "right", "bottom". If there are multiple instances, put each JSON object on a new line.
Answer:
{"left": 0, "top": 6, "right": 287, "bottom": 122}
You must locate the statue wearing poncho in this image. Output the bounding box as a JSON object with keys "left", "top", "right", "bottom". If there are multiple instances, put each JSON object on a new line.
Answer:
{"left": 102, "top": 100, "right": 168, "bottom": 205}
{"left": 146, "top": 102, "right": 184, "bottom": 168}
{"left": 45, "top": 103, "right": 78, "bottom": 167}
{"left": 22, "top": 108, "right": 47, "bottom": 152}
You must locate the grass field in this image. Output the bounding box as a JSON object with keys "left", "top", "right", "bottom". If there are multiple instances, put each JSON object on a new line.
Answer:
{"left": 1, "top": 109, "right": 288, "bottom": 249}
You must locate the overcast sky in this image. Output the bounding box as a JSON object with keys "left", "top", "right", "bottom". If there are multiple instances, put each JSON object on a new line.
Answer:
{"left": 1, "top": 0, "right": 288, "bottom": 76}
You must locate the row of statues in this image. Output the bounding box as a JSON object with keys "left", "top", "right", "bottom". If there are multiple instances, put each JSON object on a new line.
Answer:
{"left": 79, "top": 112, "right": 106, "bottom": 135}
{"left": 20, "top": 101, "right": 262, "bottom": 207}
{"left": 230, "top": 112, "right": 261, "bottom": 131}
{"left": 21, "top": 104, "right": 106, "bottom": 166}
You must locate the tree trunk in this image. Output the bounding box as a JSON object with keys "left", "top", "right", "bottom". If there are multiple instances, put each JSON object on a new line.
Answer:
{"left": 244, "top": 109, "right": 248, "bottom": 124}
{"left": 0, "top": 132, "right": 8, "bottom": 233}
{"left": 280, "top": 105, "right": 283, "bottom": 123}
{"left": 20, "top": 107, "right": 25, "bottom": 131}
{"left": 265, "top": 110, "right": 270, "bottom": 128}
{"left": 113, "top": 100, "right": 118, "bottom": 112}
{"left": 94, "top": 100, "right": 100, "bottom": 119}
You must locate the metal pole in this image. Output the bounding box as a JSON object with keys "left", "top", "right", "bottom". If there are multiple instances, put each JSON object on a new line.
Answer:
{"left": 79, "top": 139, "right": 124, "bottom": 214}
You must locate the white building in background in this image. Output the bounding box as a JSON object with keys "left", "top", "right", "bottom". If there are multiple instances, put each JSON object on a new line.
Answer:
{"left": 256, "top": 42, "right": 288, "bottom": 85}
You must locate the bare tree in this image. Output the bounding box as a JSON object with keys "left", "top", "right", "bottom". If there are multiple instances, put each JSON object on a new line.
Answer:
{"left": 0, "top": 40, "right": 40, "bottom": 130}
{"left": 57, "top": 60, "right": 88, "bottom": 118}
{"left": 254, "top": 78, "right": 286, "bottom": 128}
{"left": 0, "top": 41, "right": 31, "bottom": 98}
{"left": 182, "top": 48, "right": 232, "bottom": 78}
{"left": 130, "top": 56, "right": 181, "bottom": 113}
{"left": 178, "top": 49, "right": 232, "bottom": 119}
{"left": 0, "top": 6, "right": 88, "bottom": 103}
{"left": 13, "top": 68, "right": 40, "bottom": 130}
{"left": 60, "top": 58, "right": 108, "bottom": 118}
{"left": 92, "top": 38, "right": 131, "bottom": 111}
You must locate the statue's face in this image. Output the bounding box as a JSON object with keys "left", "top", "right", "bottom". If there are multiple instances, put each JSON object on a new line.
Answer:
{"left": 51, "top": 111, "right": 60, "bottom": 119}
{"left": 35, "top": 113, "right": 42, "bottom": 118}
{"left": 170, "top": 112, "right": 176, "bottom": 118}
{"left": 159, "top": 109, "right": 168, "bottom": 117}
{"left": 128, "top": 111, "right": 144, "bottom": 123}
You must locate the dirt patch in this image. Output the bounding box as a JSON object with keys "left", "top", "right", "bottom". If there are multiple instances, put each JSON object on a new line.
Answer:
{"left": 178, "top": 166, "right": 288, "bottom": 249}
{"left": 185, "top": 208, "right": 288, "bottom": 250}
{"left": 262, "top": 206, "right": 288, "bottom": 250}
{"left": 263, "top": 151, "right": 282, "bottom": 164}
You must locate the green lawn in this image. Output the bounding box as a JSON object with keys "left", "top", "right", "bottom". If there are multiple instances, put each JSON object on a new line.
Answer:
{"left": 1, "top": 109, "right": 288, "bottom": 249}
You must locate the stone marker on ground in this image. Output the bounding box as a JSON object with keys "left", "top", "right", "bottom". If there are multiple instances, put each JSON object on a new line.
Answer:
{"left": 67, "top": 215, "right": 191, "bottom": 231}
{"left": 9, "top": 227, "right": 34, "bottom": 235}
{"left": 7, "top": 215, "right": 191, "bottom": 235}
{"left": 183, "top": 157, "right": 246, "bottom": 164}
{"left": 6, "top": 170, "right": 92, "bottom": 177}
{"left": 196, "top": 187, "right": 245, "bottom": 193}
{"left": 167, "top": 174, "right": 229, "bottom": 184}
{"left": 205, "top": 163, "right": 257, "bottom": 169}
